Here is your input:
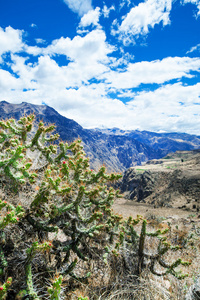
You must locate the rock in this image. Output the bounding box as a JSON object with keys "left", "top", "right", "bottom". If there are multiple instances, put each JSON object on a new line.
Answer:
{"left": 119, "top": 152, "right": 200, "bottom": 209}
{"left": 120, "top": 168, "right": 156, "bottom": 201}
{"left": 185, "top": 277, "right": 200, "bottom": 300}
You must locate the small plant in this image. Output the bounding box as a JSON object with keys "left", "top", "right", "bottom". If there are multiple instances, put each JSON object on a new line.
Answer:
{"left": 0, "top": 277, "right": 12, "bottom": 300}
{"left": 48, "top": 275, "right": 63, "bottom": 300}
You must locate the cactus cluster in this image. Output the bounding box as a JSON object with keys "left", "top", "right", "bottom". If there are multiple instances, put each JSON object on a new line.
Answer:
{"left": 0, "top": 115, "right": 190, "bottom": 299}
{"left": 120, "top": 216, "right": 190, "bottom": 279}
{"left": 0, "top": 115, "right": 122, "bottom": 298}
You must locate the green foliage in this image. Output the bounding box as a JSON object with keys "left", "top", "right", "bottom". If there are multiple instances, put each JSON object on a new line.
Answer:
{"left": 48, "top": 275, "right": 63, "bottom": 300}
{"left": 0, "top": 115, "right": 122, "bottom": 298}
{"left": 0, "top": 277, "right": 12, "bottom": 300}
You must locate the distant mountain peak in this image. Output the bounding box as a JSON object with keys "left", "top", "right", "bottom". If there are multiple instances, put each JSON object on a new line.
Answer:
{"left": 0, "top": 101, "right": 200, "bottom": 172}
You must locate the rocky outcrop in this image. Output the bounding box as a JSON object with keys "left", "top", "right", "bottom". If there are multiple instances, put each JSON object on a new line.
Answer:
{"left": 120, "top": 169, "right": 156, "bottom": 201}
{"left": 119, "top": 151, "right": 200, "bottom": 211}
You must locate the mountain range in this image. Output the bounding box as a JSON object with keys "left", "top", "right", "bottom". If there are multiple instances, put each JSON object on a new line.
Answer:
{"left": 0, "top": 100, "right": 200, "bottom": 172}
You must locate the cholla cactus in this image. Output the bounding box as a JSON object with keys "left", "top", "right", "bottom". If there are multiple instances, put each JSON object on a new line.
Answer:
{"left": 121, "top": 217, "right": 190, "bottom": 279}
{"left": 0, "top": 115, "right": 37, "bottom": 185}
{"left": 0, "top": 277, "right": 12, "bottom": 300}
{"left": 48, "top": 275, "right": 63, "bottom": 300}
{"left": 138, "top": 219, "right": 190, "bottom": 278}
{"left": 0, "top": 115, "right": 122, "bottom": 298}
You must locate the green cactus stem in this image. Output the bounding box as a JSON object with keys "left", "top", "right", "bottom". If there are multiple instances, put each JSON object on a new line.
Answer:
{"left": 48, "top": 275, "right": 63, "bottom": 300}
{"left": 25, "top": 242, "right": 52, "bottom": 299}
{"left": 0, "top": 277, "right": 12, "bottom": 300}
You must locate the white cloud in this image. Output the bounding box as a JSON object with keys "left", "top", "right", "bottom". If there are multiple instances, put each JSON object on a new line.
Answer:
{"left": 45, "top": 29, "right": 113, "bottom": 61}
{"left": 102, "top": 5, "right": 115, "bottom": 18}
{"left": 42, "top": 30, "right": 114, "bottom": 85}
{"left": 62, "top": 0, "right": 93, "bottom": 16}
{"left": 7, "top": 29, "right": 114, "bottom": 90}
{"left": 120, "top": 0, "right": 131, "bottom": 10}
{"left": 35, "top": 38, "right": 46, "bottom": 45}
{"left": 0, "top": 69, "right": 21, "bottom": 89}
{"left": 182, "top": 0, "right": 200, "bottom": 16}
{"left": 104, "top": 56, "right": 200, "bottom": 89}
{"left": 0, "top": 25, "right": 200, "bottom": 135}
{"left": 126, "top": 83, "right": 200, "bottom": 133}
{"left": 0, "top": 26, "right": 24, "bottom": 62}
{"left": 115, "top": 0, "right": 172, "bottom": 44}
{"left": 30, "top": 23, "right": 37, "bottom": 28}
{"left": 79, "top": 7, "right": 101, "bottom": 28}
{"left": 186, "top": 43, "right": 200, "bottom": 53}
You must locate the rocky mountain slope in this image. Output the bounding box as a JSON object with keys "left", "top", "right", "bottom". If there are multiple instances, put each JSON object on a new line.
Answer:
{"left": 118, "top": 150, "right": 200, "bottom": 212}
{"left": 1, "top": 101, "right": 200, "bottom": 172}
{"left": 93, "top": 128, "right": 200, "bottom": 152}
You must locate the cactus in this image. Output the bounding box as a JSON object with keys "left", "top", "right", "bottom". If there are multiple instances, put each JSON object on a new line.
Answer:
{"left": 0, "top": 277, "right": 12, "bottom": 300}
{"left": 0, "top": 115, "right": 122, "bottom": 297}
{"left": 122, "top": 217, "right": 190, "bottom": 279}
{"left": 47, "top": 275, "right": 63, "bottom": 300}
{"left": 24, "top": 242, "right": 52, "bottom": 299}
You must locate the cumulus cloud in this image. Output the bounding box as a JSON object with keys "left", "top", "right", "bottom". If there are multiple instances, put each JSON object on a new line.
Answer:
{"left": 104, "top": 56, "right": 200, "bottom": 89}
{"left": 0, "top": 26, "right": 24, "bottom": 62}
{"left": 6, "top": 29, "right": 115, "bottom": 89}
{"left": 0, "top": 24, "right": 200, "bottom": 134}
{"left": 115, "top": 0, "right": 172, "bottom": 44}
{"left": 62, "top": 0, "right": 93, "bottom": 16}
{"left": 41, "top": 29, "right": 114, "bottom": 85}
{"left": 79, "top": 7, "right": 101, "bottom": 28}
{"left": 126, "top": 83, "right": 200, "bottom": 133}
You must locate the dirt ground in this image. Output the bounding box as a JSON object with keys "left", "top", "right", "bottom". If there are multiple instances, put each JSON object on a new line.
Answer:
{"left": 112, "top": 198, "right": 193, "bottom": 220}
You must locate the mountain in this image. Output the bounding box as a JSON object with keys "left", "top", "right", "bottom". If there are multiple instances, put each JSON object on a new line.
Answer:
{"left": 0, "top": 101, "right": 200, "bottom": 172}
{"left": 92, "top": 128, "right": 200, "bottom": 152}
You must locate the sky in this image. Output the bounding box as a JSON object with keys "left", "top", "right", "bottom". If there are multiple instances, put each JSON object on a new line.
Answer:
{"left": 0, "top": 0, "right": 200, "bottom": 134}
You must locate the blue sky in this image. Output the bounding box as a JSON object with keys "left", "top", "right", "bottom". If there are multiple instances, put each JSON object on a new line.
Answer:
{"left": 0, "top": 0, "right": 200, "bottom": 134}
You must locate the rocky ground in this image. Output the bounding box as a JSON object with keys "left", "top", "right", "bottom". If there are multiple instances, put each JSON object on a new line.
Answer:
{"left": 117, "top": 150, "right": 200, "bottom": 211}
{"left": 112, "top": 151, "right": 200, "bottom": 299}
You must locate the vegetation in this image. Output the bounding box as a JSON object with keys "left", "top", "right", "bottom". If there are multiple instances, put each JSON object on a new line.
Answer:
{"left": 0, "top": 115, "right": 193, "bottom": 299}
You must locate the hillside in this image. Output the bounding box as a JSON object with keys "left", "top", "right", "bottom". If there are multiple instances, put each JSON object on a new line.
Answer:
{"left": 118, "top": 150, "right": 200, "bottom": 211}
{"left": 0, "top": 101, "right": 163, "bottom": 171}
{"left": 1, "top": 101, "right": 200, "bottom": 172}
{"left": 93, "top": 128, "right": 200, "bottom": 152}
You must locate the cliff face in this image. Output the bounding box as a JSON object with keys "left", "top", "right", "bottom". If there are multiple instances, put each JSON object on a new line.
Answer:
{"left": 118, "top": 150, "right": 200, "bottom": 211}
{"left": 1, "top": 101, "right": 200, "bottom": 172}
{"left": 93, "top": 128, "right": 200, "bottom": 152}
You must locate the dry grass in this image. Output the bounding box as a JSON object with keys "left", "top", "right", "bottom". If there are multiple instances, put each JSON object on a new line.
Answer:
{"left": 66, "top": 213, "right": 200, "bottom": 300}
